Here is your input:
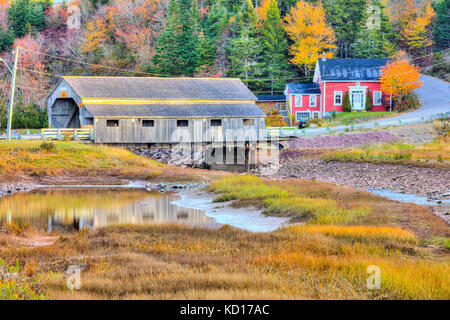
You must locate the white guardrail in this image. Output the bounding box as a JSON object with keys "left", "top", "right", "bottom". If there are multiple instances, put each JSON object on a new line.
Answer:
{"left": 0, "top": 128, "right": 94, "bottom": 141}
{"left": 265, "top": 111, "right": 450, "bottom": 139}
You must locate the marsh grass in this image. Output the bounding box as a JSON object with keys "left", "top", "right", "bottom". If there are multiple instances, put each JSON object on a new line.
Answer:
{"left": 0, "top": 141, "right": 164, "bottom": 181}
{"left": 1, "top": 223, "right": 448, "bottom": 300}
{"left": 209, "top": 175, "right": 371, "bottom": 225}
{"left": 322, "top": 137, "right": 450, "bottom": 168}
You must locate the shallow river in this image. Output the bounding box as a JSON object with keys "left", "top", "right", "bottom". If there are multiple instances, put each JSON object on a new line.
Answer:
{"left": 0, "top": 188, "right": 288, "bottom": 233}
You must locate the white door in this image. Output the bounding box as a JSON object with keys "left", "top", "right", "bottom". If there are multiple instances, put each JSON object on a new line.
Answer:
{"left": 351, "top": 91, "right": 364, "bottom": 110}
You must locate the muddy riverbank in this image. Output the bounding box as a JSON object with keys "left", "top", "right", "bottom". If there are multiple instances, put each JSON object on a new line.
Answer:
{"left": 273, "top": 156, "right": 450, "bottom": 200}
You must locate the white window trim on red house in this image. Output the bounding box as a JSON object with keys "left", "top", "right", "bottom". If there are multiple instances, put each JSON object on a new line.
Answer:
{"left": 334, "top": 91, "right": 343, "bottom": 105}
{"left": 309, "top": 95, "right": 317, "bottom": 107}
{"left": 296, "top": 111, "right": 310, "bottom": 119}
{"left": 349, "top": 85, "right": 367, "bottom": 111}
{"left": 295, "top": 95, "right": 302, "bottom": 107}
{"left": 373, "top": 91, "right": 382, "bottom": 105}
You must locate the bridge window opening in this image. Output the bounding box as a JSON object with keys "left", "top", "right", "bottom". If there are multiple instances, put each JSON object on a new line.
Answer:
{"left": 177, "top": 120, "right": 189, "bottom": 127}
{"left": 107, "top": 120, "right": 119, "bottom": 127}
{"left": 142, "top": 120, "right": 154, "bottom": 127}
{"left": 211, "top": 119, "right": 222, "bottom": 127}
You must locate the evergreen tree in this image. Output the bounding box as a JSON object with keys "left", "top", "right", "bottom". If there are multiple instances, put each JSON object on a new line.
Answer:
{"left": 352, "top": 29, "right": 387, "bottom": 58}
{"left": 152, "top": 0, "right": 200, "bottom": 76}
{"left": 343, "top": 91, "right": 351, "bottom": 112}
{"left": 0, "top": 29, "right": 14, "bottom": 53}
{"left": 322, "top": 0, "right": 368, "bottom": 58}
{"left": 366, "top": 89, "right": 373, "bottom": 111}
{"left": 198, "top": 0, "right": 228, "bottom": 69}
{"left": 226, "top": 0, "right": 263, "bottom": 87}
{"left": 8, "top": 0, "right": 47, "bottom": 38}
{"left": 352, "top": 1, "right": 396, "bottom": 58}
{"left": 260, "top": 0, "right": 293, "bottom": 93}
{"left": 433, "top": 0, "right": 450, "bottom": 49}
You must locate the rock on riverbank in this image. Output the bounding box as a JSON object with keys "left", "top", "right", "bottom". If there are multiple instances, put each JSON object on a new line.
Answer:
{"left": 0, "top": 183, "right": 33, "bottom": 198}
{"left": 131, "top": 148, "right": 207, "bottom": 168}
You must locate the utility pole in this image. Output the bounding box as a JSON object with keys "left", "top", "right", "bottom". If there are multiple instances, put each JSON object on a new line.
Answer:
{"left": 6, "top": 45, "right": 19, "bottom": 141}
{"left": 390, "top": 93, "right": 392, "bottom": 112}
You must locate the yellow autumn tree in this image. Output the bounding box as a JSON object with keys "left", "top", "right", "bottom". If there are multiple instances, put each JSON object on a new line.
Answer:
{"left": 256, "top": 0, "right": 271, "bottom": 23}
{"left": 82, "top": 18, "right": 108, "bottom": 54}
{"left": 284, "top": 1, "right": 336, "bottom": 76}
{"left": 380, "top": 59, "right": 422, "bottom": 111}
{"left": 401, "top": 4, "right": 435, "bottom": 54}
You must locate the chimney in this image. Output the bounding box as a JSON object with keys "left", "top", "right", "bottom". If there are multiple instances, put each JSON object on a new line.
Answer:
{"left": 322, "top": 52, "right": 326, "bottom": 61}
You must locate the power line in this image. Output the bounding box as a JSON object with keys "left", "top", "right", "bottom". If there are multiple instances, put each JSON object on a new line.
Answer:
{"left": 20, "top": 48, "right": 170, "bottom": 78}
{"left": 19, "top": 47, "right": 450, "bottom": 83}
{"left": 253, "top": 59, "right": 449, "bottom": 95}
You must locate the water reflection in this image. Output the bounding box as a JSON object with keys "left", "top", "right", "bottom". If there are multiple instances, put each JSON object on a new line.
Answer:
{"left": 0, "top": 188, "right": 214, "bottom": 232}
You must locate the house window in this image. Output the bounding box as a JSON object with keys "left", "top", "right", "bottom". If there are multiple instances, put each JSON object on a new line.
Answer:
{"left": 312, "top": 112, "right": 319, "bottom": 119}
{"left": 177, "top": 120, "right": 189, "bottom": 127}
{"left": 296, "top": 111, "right": 310, "bottom": 119}
{"left": 211, "top": 119, "right": 222, "bottom": 127}
{"left": 373, "top": 91, "right": 382, "bottom": 106}
{"left": 142, "top": 120, "right": 154, "bottom": 127}
{"left": 295, "top": 95, "right": 302, "bottom": 107}
{"left": 106, "top": 120, "right": 119, "bottom": 127}
{"left": 334, "top": 91, "right": 343, "bottom": 105}
{"left": 243, "top": 119, "right": 254, "bottom": 126}
{"left": 309, "top": 95, "right": 317, "bottom": 107}
{"left": 276, "top": 102, "right": 286, "bottom": 111}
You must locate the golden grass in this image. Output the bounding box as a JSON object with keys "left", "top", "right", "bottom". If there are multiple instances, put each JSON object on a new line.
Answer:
{"left": 1, "top": 223, "right": 448, "bottom": 300}
{"left": 209, "top": 175, "right": 371, "bottom": 225}
{"left": 0, "top": 141, "right": 231, "bottom": 184}
{"left": 0, "top": 141, "right": 164, "bottom": 181}
{"left": 284, "top": 225, "right": 417, "bottom": 244}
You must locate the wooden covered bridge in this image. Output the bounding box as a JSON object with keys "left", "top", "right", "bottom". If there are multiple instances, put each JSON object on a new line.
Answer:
{"left": 46, "top": 76, "right": 266, "bottom": 146}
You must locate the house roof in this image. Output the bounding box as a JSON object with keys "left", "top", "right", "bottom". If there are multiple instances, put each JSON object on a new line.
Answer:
{"left": 317, "top": 58, "right": 390, "bottom": 81}
{"left": 286, "top": 83, "right": 321, "bottom": 95}
{"left": 63, "top": 76, "right": 257, "bottom": 101}
{"left": 256, "top": 95, "right": 286, "bottom": 102}
{"left": 84, "top": 104, "right": 265, "bottom": 118}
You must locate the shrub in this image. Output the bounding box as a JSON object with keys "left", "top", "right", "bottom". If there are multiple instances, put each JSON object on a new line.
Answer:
{"left": 393, "top": 93, "right": 420, "bottom": 112}
{"left": 308, "top": 118, "right": 323, "bottom": 127}
{"left": 445, "top": 238, "right": 450, "bottom": 250}
{"left": 265, "top": 115, "right": 286, "bottom": 127}
{"left": 331, "top": 108, "right": 337, "bottom": 120}
{"left": 366, "top": 89, "right": 373, "bottom": 111}
{"left": 433, "top": 119, "right": 449, "bottom": 137}
{"left": 39, "top": 142, "right": 56, "bottom": 153}
{"left": 343, "top": 91, "right": 351, "bottom": 112}
{"left": 9, "top": 103, "right": 48, "bottom": 129}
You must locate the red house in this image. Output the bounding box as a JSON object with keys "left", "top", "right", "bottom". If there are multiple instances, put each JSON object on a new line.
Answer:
{"left": 284, "top": 57, "right": 390, "bottom": 120}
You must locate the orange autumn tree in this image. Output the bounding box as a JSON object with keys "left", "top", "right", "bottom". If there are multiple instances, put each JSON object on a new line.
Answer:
{"left": 284, "top": 0, "right": 336, "bottom": 76}
{"left": 380, "top": 59, "right": 422, "bottom": 111}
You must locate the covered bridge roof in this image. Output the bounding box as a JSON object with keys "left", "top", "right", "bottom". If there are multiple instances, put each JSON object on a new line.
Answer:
{"left": 317, "top": 58, "right": 390, "bottom": 81}
{"left": 63, "top": 76, "right": 257, "bottom": 101}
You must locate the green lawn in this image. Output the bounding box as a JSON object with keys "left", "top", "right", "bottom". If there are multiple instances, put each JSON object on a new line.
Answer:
{"left": 326, "top": 112, "right": 397, "bottom": 126}
{"left": 0, "top": 128, "right": 42, "bottom": 134}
